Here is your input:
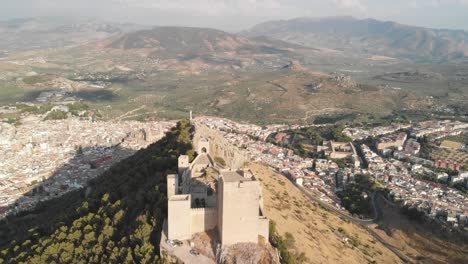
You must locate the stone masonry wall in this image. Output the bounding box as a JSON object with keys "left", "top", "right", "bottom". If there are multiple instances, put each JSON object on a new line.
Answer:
{"left": 193, "top": 124, "right": 248, "bottom": 170}
{"left": 190, "top": 207, "right": 218, "bottom": 234}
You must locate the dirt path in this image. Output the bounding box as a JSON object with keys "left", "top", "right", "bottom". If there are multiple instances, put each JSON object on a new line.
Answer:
{"left": 113, "top": 105, "right": 146, "bottom": 121}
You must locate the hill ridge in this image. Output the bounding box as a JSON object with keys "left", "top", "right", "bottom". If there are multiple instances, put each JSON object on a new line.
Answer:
{"left": 244, "top": 16, "right": 468, "bottom": 63}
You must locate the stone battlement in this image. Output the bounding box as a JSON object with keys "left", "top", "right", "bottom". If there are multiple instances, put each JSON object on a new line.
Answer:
{"left": 191, "top": 207, "right": 217, "bottom": 213}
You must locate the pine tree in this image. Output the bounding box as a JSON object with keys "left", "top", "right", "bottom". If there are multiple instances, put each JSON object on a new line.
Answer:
{"left": 124, "top": 250, "right": 134, "bottom": 264}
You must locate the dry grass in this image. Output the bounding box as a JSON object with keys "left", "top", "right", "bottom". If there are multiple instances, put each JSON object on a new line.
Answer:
{"left": 370, "top": 197, "right": 468, "bottom": 264}
{"left": 250, "top": 163, "right": 403, "bottom": 264}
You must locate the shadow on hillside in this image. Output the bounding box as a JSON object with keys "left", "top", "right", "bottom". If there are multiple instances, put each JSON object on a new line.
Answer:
{"left": 21, "top": 89, "right": 120, "bottom": 103}
{"left": 0, "top": 121, "right": 196, "bottom": 264}
{"left": 21, "top": 89, "right": 54, "bottom": 102}
{"left": 0, "top": 144, "right": 139, "bottom": 247}
{"left": 73, "top": 89, "right": 120, "bottom": 102}
{"left": 375, "top": 196, "right": 468, "bottom": 262}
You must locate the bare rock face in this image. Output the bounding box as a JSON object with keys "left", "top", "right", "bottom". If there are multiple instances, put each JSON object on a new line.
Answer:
{"left": 218, "top": 243, "right": 280, "bottom": 264}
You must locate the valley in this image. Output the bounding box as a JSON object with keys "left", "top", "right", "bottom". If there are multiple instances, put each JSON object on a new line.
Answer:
{"left": 1, "top": 36, "right": 465, "bottom": 125}
{"left": 0, "top": 15, "right": 467, "bottom": 264}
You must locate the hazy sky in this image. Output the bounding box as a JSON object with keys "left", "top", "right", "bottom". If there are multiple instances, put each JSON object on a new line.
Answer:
{"left": 2, "top": 0, "right": 468, "bottom": 31}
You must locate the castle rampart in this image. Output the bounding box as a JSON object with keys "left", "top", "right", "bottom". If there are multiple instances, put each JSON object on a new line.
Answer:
{"left": 193, "top": 124, "right": 248, "bottom": 170}
{"left": 165, "top": 126, "right": 268, "bottom": 247}
{"left": 190, "top": 208, "right": 218, "bottom": 234}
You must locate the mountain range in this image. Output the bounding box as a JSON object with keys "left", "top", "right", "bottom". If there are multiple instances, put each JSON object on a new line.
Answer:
{"left": 3, "top": 16, "right": 468, "bottom": 64}
{"left": 105, "top": 26, "right": 301, "bottom": 61}
{"left": 244, "top": 16, "right": 468, "bottom": 63}
{"left": 59, "top": 26, "right": 306, "bottom": 74}
{"left": 0, "top": 17, "right": 145, "bottom": 51}
{"left": 1, "top": 17, "right": 466, "bottom": 122}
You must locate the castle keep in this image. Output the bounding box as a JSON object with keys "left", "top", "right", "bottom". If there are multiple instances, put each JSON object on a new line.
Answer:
{"left": 166, "top": 134, "right": 269, "bottom": 246}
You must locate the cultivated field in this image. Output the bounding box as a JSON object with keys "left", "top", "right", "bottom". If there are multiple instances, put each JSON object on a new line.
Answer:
{"left": 432, "top": 148, "right": 468, "bottom": 166}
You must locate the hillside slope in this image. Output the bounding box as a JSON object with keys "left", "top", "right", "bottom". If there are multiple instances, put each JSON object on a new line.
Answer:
{"left": 208, "top": 69, "right": 430, "bottom": 123}
{"left": 0, "top": 121, "right": 193, "bottom": 263}
{"left": 91, "top": 26, "right": 302, "bottom": 70}
{"left": 250, "top": 163, "right": 403, "bottom": 264}
{"left": 244, "top": 16, "right": 468, "bottom": 63}
{"left": 40, "top": 26, "right": 304, "bottom": 75}
{"left": 107, "top": 27, "right": 289, "bottom": 55}
{"left": 369, "top": 196, "right": 468, "bottom": 263}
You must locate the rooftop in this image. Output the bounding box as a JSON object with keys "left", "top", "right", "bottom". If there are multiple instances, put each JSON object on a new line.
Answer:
{"left": 222, "top": 171, "right": 254, "bottom": 182}
{"left": 192, "top": 153, "right": 213, "bottom": 167}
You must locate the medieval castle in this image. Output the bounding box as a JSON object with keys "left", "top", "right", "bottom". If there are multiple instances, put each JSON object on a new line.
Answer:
{"left": 165, "top": 131, "right": 269, "bottom": 246}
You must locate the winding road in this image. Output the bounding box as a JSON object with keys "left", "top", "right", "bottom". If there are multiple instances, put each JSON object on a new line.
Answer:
{"left": 295, "top": 184, "right": 412, "bottom": 263}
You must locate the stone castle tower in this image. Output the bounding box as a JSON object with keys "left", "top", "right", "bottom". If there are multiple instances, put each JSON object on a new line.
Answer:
{"left": 165, "top": 136, "right": 268, "bottom": 246}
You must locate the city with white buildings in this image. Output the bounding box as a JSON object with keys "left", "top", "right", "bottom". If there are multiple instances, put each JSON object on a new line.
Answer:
{"left": 196, "top": 116, "right": 468, "bottom": 229}
{"left": 0, "top": 116, "right": 175, "bottom": 217}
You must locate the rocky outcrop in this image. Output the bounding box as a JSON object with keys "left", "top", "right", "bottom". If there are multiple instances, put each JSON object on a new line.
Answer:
{"left": 218, "top": 243, "right": 280, "bottom": 264}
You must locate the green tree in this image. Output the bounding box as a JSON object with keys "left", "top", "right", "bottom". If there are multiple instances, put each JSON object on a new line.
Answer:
{"left": 0, "top": 121, "right": 195, "bottom": 263}
{"left": 124, "top": 251, "right": 134, "bottom": 264}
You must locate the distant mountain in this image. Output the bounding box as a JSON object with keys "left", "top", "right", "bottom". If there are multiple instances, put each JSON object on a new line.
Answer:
{"left": 108, "top": 27, "right": 250, "bottom": 51}
{"left": 106, "top": 26, "right": 299, "bottom": 57}
{"left": 76, "top": 26, "right": 305, "bottom": 71}
{"left": 244, "top": 16, "right": 468, "bottom": 63}
{"left": 0, "top": 17, "right": 146, "bottom": 51}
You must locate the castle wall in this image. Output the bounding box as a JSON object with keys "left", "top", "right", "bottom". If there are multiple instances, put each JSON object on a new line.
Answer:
{"left": 191, "top": 191, "right": 208, "bottom": 207}
{"left": 217, "top": 176, "right": 225, "bottom": 241}
{"left": 178, "top": 155, "right": 189, "bottom": 177}
{"left": 167, "top": 174, "right": 178, "bottom": 198}
{"left": 206, "top": 192, "right": 217, "bottom": 208}
{"left": 168, "top": 195, "right": 191, "bottom": 240}
{"left": 218, "top": 180, "right": 266, "bottom": 245}
{"left": 167, "top": 124, "right": 269, "bottom": 246}
{"left": 190, "top": 208, "right": 218, "bottom": 234}
{"left": 257, "top": 217, "right": 269, "bottom": 242}
{"left": 194, "top": 125, "right": 248, "bottom": 170}
{"left": 181, "top": 169, "right": 192, "bottom": 194}
{"left": 197, "top": 139, "right": 210, "bottom": 154}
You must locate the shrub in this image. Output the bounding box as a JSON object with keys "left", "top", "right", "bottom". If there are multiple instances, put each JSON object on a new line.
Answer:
{"left": 214, "top": 156, "right": 226, "bottom": 166}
